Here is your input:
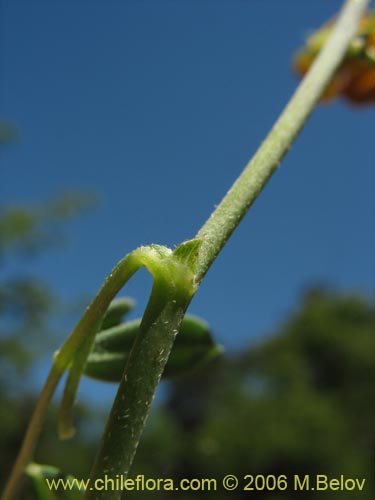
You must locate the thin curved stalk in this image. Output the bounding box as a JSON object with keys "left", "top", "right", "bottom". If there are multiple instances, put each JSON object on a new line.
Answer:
{"left": 85, "top": 2, "right": 370, "bottom": 499}
{"left": 86, "top": 279, "right": 191, "bottom": 494}
{"left": 1, "top": 246, "right": 171, "bottom": 500}
{"left": 2, "top": 2, "right": 371, "bottom": 499}
{"left": 85, "top": 241, "right": 200, "bottom": 499}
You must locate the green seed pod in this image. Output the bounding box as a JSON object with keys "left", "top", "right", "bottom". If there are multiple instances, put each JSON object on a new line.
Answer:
{"left": 26, "top": 462, "right": 84, "bottom": 499}
{"left": 84, "top": 351, "right": 128, "bottom": 383}
{"left": 84, "top": 315, "right": 223, "bottom": 383}
{"left": 100, "top": 296, "right": 135, "bottom": 330}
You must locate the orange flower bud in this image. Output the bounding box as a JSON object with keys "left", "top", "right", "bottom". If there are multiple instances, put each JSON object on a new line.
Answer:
{"left": 293, "top": 12, "right": 375, "bottom": 105}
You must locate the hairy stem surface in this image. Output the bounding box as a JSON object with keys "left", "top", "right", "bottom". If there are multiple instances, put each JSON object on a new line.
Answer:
{"left": 85, "top": 2, "right": 370, "bottom": 499}
{"left": 195, "top": 0, "right": 370, "bottom": 282}
{"left": 2, "top": 2, "right": 370, "bottom": 499}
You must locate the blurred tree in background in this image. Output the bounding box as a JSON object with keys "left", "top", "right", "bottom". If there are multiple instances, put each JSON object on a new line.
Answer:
{"left": 130, "top": 288, "right": 375, "bottom": 499}
{"left": 0, "top": 194, "right": 98, "bottom": 498}
{"left": 0, "top": 194, "right": 373, "bottom": 499}
{"left": 0, "top": 194, "right": 95, "bottom": 386}
{"left": 0, "top": 122, "right": 17, "bottom": 145}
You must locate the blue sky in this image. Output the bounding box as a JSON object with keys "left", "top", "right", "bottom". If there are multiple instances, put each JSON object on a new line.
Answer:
{"left": 1, "top": 1, "right": 374, "bottom": 402}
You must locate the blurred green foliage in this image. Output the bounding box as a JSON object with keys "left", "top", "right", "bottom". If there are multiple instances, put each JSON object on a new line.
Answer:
{"left": 0, "top": 194, "right": 96, "bottom": 259}
{"left": 129, "top": 288, "right": 374, "bottom": 499}
{"left": 0, "top": 195, "right": 373, "bottom": 499}
{"left": 0, "top": 195, "right": 98, "bottom": 499}
{"left": 0, "top": 122, "right": 17, "bottom": 144}
{"left": 0, "top": 194, "right": 96, "bottom": 387}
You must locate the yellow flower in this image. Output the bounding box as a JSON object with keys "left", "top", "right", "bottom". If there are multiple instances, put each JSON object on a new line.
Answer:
{"left": 294, "top": 12, "right": 375, "bottom": 105}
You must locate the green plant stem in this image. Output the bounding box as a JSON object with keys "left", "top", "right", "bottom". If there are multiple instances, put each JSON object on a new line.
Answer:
{"left": 85, "top": 243, "right": 199, "bottom": 499}
{"left": 1, "top": 248, "right": 160, "bottom": 500}
{"left": 195, "top": 0, "right": 370, "bottom": 282}
{"left": 85, "top": 1, "right": 369, "bottom": 499}
{"left": 58, "top": 333, "right": 96, "bottom": 439}
{"left": 2, "top": 1, "right": 370, "bottom": 499}
{"left": 87, "top": 279, "right": 191, "bottom": 495}
{"left": 0, "top": 368, "right": 61, "bottom": 500}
